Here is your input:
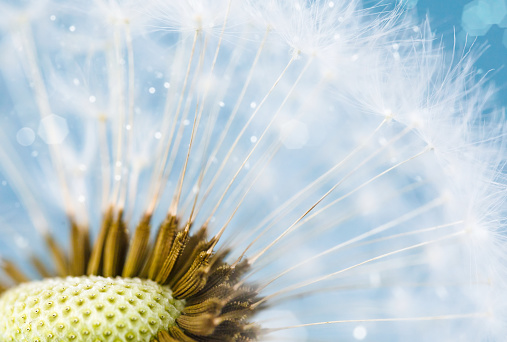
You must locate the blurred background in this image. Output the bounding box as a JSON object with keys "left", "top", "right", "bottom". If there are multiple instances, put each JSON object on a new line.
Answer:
{"left": 402, "top": 0, "right": 507, "bottom": 107}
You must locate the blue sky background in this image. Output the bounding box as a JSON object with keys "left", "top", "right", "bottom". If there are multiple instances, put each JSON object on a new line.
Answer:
{"left": 408, "top": 0, "right": 507, "bottom": 107}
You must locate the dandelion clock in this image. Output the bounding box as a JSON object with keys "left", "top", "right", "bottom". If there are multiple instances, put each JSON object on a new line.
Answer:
{"left": 0, "top": 0, "right": 506, "bottom": 341}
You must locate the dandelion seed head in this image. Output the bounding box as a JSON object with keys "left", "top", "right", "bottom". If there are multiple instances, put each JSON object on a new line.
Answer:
{"left": 0, "top": 0, "right": 506, "bottom": 341}
{"left": 0, "top": 276, "right": 185, "bottom": 341}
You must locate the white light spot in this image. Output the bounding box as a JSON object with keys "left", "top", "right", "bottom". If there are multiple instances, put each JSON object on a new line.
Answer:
{"left": 219, "top": 101, "right": 225, "bottom": 107}
{"left": 1, "top": 181, "right": 6, "bottom": 186}
{"left": 250, "top": 102, "right": 257, "bottom": 109}
{"left": 73, "top": 78, "right": 80, "bottom": 86}
{"left": 78, "top": 195, "right": 86, "bottom": 203}
{"left": 69, "top": 25, "right": 76, "bottom": 32}
{"left": 392, "top": 43, "right": 400, "bottom": 50}
{"left": 250, "top": 136, "right": 258, "bottom": 143}
{"left": 334, "top": 33, "right": 341, "bottom": 40}
{"left": 78, "top": 164, "right": 87, "bottom": 172}
{"left": 280, "top": 120, "right": 309, "bottom": 149}
{"left": 38, "top": 114, "right": 69, "bottom": 144}
{"left": 164, "top": 82, "right": 170, "bottom": 89}
{"left": 115, "top": 161, "right": 122, "bottom": 167}
{"left": 393, "top": 52, "right": 400, "bottom": 60}
{"left": 15, "top": 235, "right": 28, "bottom": 249}
{"left": 351, "top": 54, "right": 359, "bottom": 61}
{"left": 148, "top": 87, "right": 156, "bottom": 94}
{"left": 369, "top": 272, "right": 381, "bottom": 287}
{"left": 16, "top": 127, "right": 35, "bottom": 146}
{"left": 436, "top": 286, "right": 448, "bottom": 299}
{"left": 50, "top": 15, "right": 56, "bottom": 21}
{"left": 328, "top": 1, "right": 335, "bottom": 8}
{"left": 154, "top": 132, "right": 162, "bottom": 139}
{"left": 183, "top": 119, "right": 190, "bottom": 126}
{"left": 125, "top": 124, "right": 132, "bottom": 130}
{"left": 412, "top": 26, "right": 420, "bottom": 32}
{"left": 353, "top": 325, "right": 367, "bottom": 340}
{"left": 31, "top": 151, "right": 38, "bottom": 157}
{"left": 114, "top": 174, "right": 121, "bottom": 181}
{"left": 89, "top": 95, "right": 96, "bottom": 103}
{"left": 192, "top": 185, "right": 199, "bottom": 193}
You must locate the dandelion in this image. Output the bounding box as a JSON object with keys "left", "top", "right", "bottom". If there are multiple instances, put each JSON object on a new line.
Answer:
{"left": 0, "top": 0, "right": 506, "bottom": 341}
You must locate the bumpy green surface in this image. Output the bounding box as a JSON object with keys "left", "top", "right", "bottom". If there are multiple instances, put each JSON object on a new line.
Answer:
{"left": 0, "top": 276, "right": 185, "bottom": 342}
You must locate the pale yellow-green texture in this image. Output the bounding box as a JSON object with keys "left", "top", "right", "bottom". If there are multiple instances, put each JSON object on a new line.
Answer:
{"left": 0, "top": 276, "right": 185, "bottom": 342}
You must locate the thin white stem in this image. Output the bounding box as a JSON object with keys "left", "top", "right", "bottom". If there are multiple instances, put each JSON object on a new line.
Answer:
{"left": 249, "top": 126, "right": 419, "bottom": 265}
{"left": 259, "top": 207, "right": 453, "bottom": 290}
{"left": 350, "top": 220, "right": 464, "bottom": 249}
{"left": 18, "top": 25, "right": 75, "bottom": 219}
{"left": 276, "top": 181, "right": 428, "bottom": 255}
{"left": 169, "top": 34, "right": 209, "bottom": 216}
{"left": 181, "top": 1, "right": 234, "bottom": 222}
{"left": 268, "top": 277, "right": 490, "bottom": 308}
{"left": 98, "top": 117, "right": 112, "bottom": 211}
{"left": 110, "top": 26, "right": 127, "bottom": 210}
{"left": 237, "top": 119, "right": 387, "bottom": 260}
{"left": 254, "top": 230, "right": 465, "bottom": 307}
{"left": 147, "top": 31, "right": 199, "bottom": 215}
{"left": 297, "top": 147, "right": 431, "bottom": 229}
{"left": 197, "top": 28, "right": 270, "bottom": 208}
{"left": 0, "top": 139, "right": 50, "bottom": 236}
{"left": 211, "top": 141, "right": 279, "bottom": 251}
{"left": 203, "top": 56, "right": 303, "bottom": 228}
{"left": 147, "top": 39, "right": 187, "bottom": 202}
{"left": 198, "top": 55, "right": 295, "bottom": 212}
{"left": 118, "top": 22, "right": 135, "bottom": 210}
{"left": 265, "top": 313, "right": 486, "bottom": 332}
{"left": 241, "top": 182, "right": 430, "bottom": 280}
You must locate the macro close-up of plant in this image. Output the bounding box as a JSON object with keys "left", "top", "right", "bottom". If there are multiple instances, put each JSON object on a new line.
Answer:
{"left": 0, "top": 0, "right": 506, "bottom": 341}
